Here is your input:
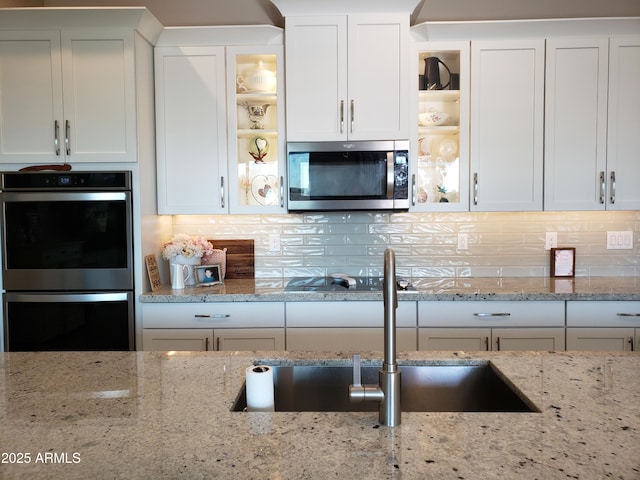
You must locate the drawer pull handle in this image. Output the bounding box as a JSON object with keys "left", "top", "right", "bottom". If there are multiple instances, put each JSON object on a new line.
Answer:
{"left": 194, "top": 314, "right": 231, "bottom": 318}
{"left": 474, "top": 312, "right": 511, "bottom": 317}
{"left": 617, "top": 313, "right": 640, "bottom": 317}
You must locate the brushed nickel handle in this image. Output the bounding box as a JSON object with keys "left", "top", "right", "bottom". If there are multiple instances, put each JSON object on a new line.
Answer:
{"left": 220, "top": 176, "right": 225, "bottom": 209}
{"left": 54, "top": 120, "right": 60, "bottom": 155}
{"left": 411, "top": 174, "right": 417, "bottom": 206}
{"left": 473, "top": 173, "right": 478, "bottom": 205}
{"left": 610, "top": 171, "right": 616, "bottom": 205}
{"left": 484, "top": 336, "right": 489, "bottom": 351}
{"left": 495, "top": 336, "right": 501, "bottom": 351}
{"left": 350, "top": 99, "right": 354, "bottom": 134}
{"left": 65, "top": 120, "right": 71, "bottom": 156}
{"left": 279, "top": 175, "right": 284, "bottom": 208}
{"left": 617, "top": 313, "right": 640, "bottom": 317}
{"left": 630, "top": 337, "right": 635, "bottom": 352}
{"left": 339, "top": 100, "right": 344, "bottom": 134}
{"left": 474, "top": 312, "right": 511, "bottom": 317}
{"left": 216, "top": 336, "right": 220, "bottom": 351}
{"left": 599, "top": 171, "right": 605, "bottom": 204}
{"left": 194, "top": 314, "right": 231, "bottom": 319}
{"left": 205, "top": 337, "right": 210, "bottom": 351}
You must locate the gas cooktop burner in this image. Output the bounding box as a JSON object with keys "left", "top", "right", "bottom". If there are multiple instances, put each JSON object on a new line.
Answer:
{"left": 284, "top": 275, "right": 415, "bottom": 292}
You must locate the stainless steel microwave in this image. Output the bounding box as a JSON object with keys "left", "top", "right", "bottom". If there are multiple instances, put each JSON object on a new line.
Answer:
{"left": 286, "top": 140, "right": 409, "bottom": 211}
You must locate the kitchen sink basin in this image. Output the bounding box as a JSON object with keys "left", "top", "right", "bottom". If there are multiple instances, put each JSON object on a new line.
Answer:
{"left": 232, "top": 362, "right": 538, "bottom": 413}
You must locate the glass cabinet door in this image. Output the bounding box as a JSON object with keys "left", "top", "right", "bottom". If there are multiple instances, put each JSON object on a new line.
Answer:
{"left": 412, "top": 41, "right": 469, "bottom": 211}
{"left": 227, "top": 46, "right": 286, "bottom": 213}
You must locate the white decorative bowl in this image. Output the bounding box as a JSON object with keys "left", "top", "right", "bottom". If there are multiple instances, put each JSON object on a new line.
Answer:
{"left": 419, "top": 111, "right": 450, "bottom": 126}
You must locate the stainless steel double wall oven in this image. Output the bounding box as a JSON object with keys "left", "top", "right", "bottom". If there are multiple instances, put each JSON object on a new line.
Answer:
{"left": 1, "top": 171, "right": 134, "bottom": 351}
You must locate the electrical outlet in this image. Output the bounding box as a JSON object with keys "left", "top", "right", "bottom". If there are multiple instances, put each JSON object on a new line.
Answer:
{"left": 545, "top": 232, "right": 558, "bottom": 250}
{"left": 607, "top": 231, "right": 633, "bottom": 250}
{"left": 268, "top": 233, "right": 281, "bottom": 252}
{"left": 457, "top": 233, "right": 468, "bottom": 250}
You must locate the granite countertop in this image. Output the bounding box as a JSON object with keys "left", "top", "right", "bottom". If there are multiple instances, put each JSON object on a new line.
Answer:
{"left": 0, "top": 350, "right": 638, "bottom": 479}
{"left": 140, "top": 276, "right": 640, "bottom": 302}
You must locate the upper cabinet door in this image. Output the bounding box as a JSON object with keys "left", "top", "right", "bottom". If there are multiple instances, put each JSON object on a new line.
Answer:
{"left": 285, "top": 16, "right": 347, "bottom": 141}
{"left": 347, "top": 14, "right": 410, "bottom": 141}
{"left": 155, "top": 46, "right": 228, "bottom": 214}
{"left": 607, "top": 37, "right": 640, "bottom": 211}
{"left": 285, "top": 14, "right": 410, "bottom": 141}
{"left": 470, "top": 40, "right": 545, "bottom": 212}
{"left": 60, "top": 30, "right": 137, "bottom": 163}
{"left": 544, "top": 38, "right": 609, "bottom": 211}
{"left": 0, "top": 31, "right": 64, "bottom": 163}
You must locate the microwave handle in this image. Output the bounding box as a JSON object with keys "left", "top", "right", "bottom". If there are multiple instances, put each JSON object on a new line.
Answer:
{"left": 411, "top": 174, "right": 416, "bottom": 206}
{"left": 386, "top": 152, "right": 395, "bottom": 199}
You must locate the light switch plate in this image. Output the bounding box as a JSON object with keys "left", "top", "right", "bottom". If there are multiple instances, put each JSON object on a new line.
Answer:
{"left": 607, "top": 231, "right": 633, "bottom": 250}
{"left": 545, "top": 232, "right": 557, "bottom": 251}
{"left": 457, "top": 233, "right": 468, "bottom": 250}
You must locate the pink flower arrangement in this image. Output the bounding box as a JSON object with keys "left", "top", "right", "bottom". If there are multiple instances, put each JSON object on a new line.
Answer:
{"left": 161, "top": 234, "right": 214, "bottom": 260}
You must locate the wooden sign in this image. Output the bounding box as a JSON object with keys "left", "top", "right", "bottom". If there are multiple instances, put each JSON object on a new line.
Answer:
{"left": 145, "top": 254, "right": 162, "bottom": 291}
{"left": 208, "top": 239, "right": 255, "bottom": 279}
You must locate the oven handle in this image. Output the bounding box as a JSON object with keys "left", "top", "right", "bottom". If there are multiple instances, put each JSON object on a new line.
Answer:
{"left": 4, "top": 292, "right": 131, "bottom": 303}
{"left": 1, "top": 192, "right": 128, "bottom": 202}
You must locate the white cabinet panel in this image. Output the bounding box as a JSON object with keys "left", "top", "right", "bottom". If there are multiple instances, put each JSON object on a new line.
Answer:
{"left": 285, "top": 14, "right": 409, "bottom": 141}
{"left": 216, "top": 329, "right": 285, "bottom": 351}
{"left": 544, "top": 38, "right": 609, "bottom": 210}
{"left": 419, "top": 327, "right": 564, "bottom": 352}
{"left": 470, "top": 40, "right": 544, "bottom": 211}
{"left": 492, "top": 328, "right": 565, "bottom": 351}
{"left": 142, "top": 327, "right": 284, "bottom": 351}
{"left": 286, "top": 327, "right": 416, "bottom": 352}
{"left": 419, "top": 328, "right": 490, "bottom": 351}
{"left": 566, "top": 328, "right": 634, "bottom": 351}
{"left": 286, "top": 301, "right": 416, "bottom": 328}
{"left": 155, "top": 46, "right": 228, "bottom": 214}
{"left": 143, "top": 328, "right": 212, "bottom": 351}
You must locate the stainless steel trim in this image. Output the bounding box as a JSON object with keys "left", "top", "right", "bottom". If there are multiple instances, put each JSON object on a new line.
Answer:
{"left": 350, "top": 99, "right": 354, "bottom": 134}
{"left": 4, "top": 292, "right": 130, "bottom": 303}
{"left": 411, "top": 174, "right": 416, "bottom": 206}
{"left": 340, "top": 100, "right": 344, "bottom": 134}
{"left": 386, "top": 151, "right": 395, "bottom": 199}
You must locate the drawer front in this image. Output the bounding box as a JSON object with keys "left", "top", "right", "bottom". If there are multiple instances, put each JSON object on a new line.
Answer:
{"left": 286, "top": 327, "right": 417, "bottom": 351}
{"left": 142, "top": 302, "right": 285, "bottom": 328}
{"left": 567, "top": 301, "right": 640, "bottom": 327}
{"left": 286, "top": 301, "right": 417, "bottom": 327}
{"left": 418, "top": 301, "right": 565, "bottom": 327}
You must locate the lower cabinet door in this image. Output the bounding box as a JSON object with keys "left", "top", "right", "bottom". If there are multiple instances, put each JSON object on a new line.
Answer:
{"left": 286, "top": 328, "right": 416, "bottom": 352}
{"left": 493, "top": 328, "right": 565, "bottom": 351}
{"left": 215, "top": 328, "right": 284, "bottom": 351}
{"left": 419, "top": 328, "right": 490, "bottom": 351}
{"left": 566, "top": 327, "right": 635, "bottom": 351}
{"left": 142, "top": 328, "right": 213, "bottom": 351}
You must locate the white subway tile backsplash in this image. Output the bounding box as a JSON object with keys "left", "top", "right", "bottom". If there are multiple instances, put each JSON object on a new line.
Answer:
{"left": 169, "top": 210, "right": 640, "bottom": 278}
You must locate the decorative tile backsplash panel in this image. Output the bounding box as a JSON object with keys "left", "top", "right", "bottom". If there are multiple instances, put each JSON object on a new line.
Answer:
{"left": 171, "top": 211, "right": 640, "bottom": 278}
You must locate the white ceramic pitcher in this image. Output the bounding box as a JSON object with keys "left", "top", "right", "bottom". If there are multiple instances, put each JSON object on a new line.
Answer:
{"left": 170, "top": 263, "right": 191, "bottom": 289}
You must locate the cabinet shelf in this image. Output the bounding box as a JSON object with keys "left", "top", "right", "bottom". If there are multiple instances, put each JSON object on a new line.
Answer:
{"left": 236, "top": 129, "right": 277, "bottom": 137}
{"left": 419, "top": 90, "right": 460, "bottom": 102}
{"left": 236, "top": 93, "right": 277, "bottom": 104}
{"left": 419, "top": 126, "right": 459, "bottom": 134}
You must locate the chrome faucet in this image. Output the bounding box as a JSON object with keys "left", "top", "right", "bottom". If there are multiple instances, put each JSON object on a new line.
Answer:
{"left": 349, "top": 248, "right": 401, "bottom": 426}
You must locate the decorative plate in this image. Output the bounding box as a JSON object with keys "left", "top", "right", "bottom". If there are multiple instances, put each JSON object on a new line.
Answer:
{"left": 251, "top": 175, "right": 278, "bottom": 206}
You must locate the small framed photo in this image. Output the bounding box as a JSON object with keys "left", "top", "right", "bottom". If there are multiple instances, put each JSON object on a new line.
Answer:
{"left": 195, "top": 264, "right": 223, "bottom": 286}
{"left": 550, "top": 248, "right": 575, "bottom": 278}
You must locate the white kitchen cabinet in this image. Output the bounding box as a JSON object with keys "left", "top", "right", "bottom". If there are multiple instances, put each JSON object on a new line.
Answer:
{"left": 545, "top": 36, "right": 640, "bottom": 211}
{"left": 285, "top": 301, "right": 417, "bottom": 351}
{"left": 469, "top": 40, "right": 545, "bottom": 211}
{"left": 419, "top": 327, "right": 564, "bottom": 351}
{"left": 154, "top": 46, "right": 228, "bottom": 214}
{"left": 286, "top": 327, "right": 416, "bottom": 352}
{"left": 418, "top": 301, "right": 565, "bottom": 351}
{"left": 0, "top": 29, "right": 137, "bottom": 164}
{"left": 544, "top": 38, "right": 609, "bottom": 210}
{"left": 566, "top": 300, "right": 640, "bottom": 351}
{"left": 411, "top": 41, "right": 470, "bottom": 211}
{"left": 154, "top": 28, "right": 286, "bottom": 214}
{"left": 141, "top": 302, "right": 285, "bottom": 351}
{"left": 605, "top": 37, "right": 640, "bottom": 210}
{"left": 142, "top": 328, "right": 285, "bottom": 351}
{"left": 284, "top": 14, "right": 410, "bottom": 141}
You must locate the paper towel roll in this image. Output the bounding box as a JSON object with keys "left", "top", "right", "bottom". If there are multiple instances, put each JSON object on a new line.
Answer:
{"left": 245, "top": 365, "right": 275, "bottom": 412}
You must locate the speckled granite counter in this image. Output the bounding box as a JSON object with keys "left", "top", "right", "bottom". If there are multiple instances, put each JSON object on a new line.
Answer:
{"left": 140, "top": 276, "right": 640, "bottom": 302}
{"left": 1, "top": 351, "right": 638, "bottom": 479}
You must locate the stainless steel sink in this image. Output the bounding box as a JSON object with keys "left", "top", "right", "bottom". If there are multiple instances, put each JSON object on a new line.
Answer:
{"left": 232, "top": 362, "right": 538, "bottom": 413}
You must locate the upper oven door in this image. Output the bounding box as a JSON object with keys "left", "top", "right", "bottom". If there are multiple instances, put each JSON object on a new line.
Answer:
{"left": 1, "top": 191, "right": 133, "bottom": 291}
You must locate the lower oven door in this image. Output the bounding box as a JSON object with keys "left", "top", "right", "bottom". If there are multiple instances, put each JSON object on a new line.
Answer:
{"left": 3, "top": 292, "right": 133, "bottom": 351}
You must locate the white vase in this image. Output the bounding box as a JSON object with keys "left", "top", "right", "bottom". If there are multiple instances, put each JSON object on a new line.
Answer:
{"left": 172, "top": 254, "right": 201, "bottom": 286}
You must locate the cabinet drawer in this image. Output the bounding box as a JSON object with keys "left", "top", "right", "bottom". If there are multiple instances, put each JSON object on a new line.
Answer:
{"left": 142, "top": 302, "right": 285, "bottom": 328}
{"left": 418, "top": 301, "right": 564, "bottom": 327}
{"left": 566, "top": 301, "right": 640, "bottom": 327}
{"left": 286, "top": 301, "right": 417, "bottom": 327}
{"left": 286, "top": 327, "right": 416, "bottom": 352}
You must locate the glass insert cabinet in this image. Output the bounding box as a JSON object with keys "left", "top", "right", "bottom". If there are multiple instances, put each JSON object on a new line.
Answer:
{"left": 227, "top": 46, "right": 286, "bottom": 213}
{"left": 412, "top": 41, "right": 469, "bottom": 211}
